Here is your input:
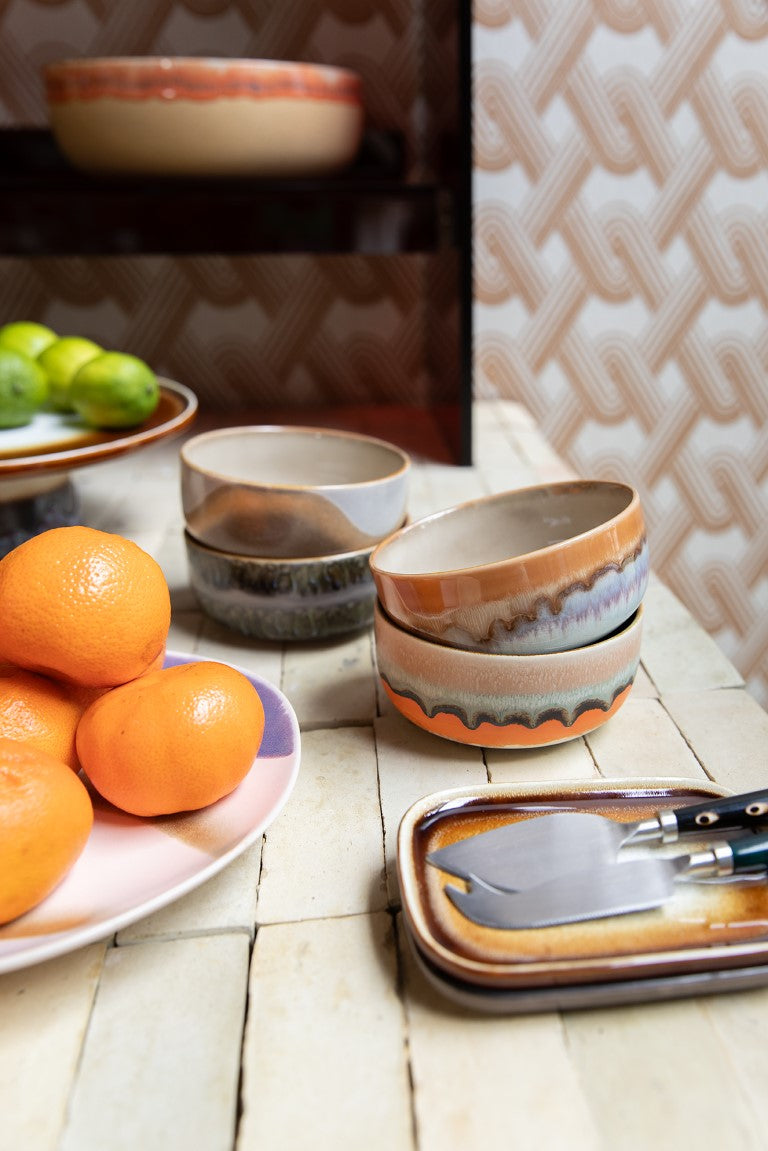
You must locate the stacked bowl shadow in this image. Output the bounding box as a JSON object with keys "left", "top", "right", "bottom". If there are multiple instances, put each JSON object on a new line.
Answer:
{"left": 181, "top": 426, "right": 410, "bottom": 642}
{"left": 369, "top": 481, "right": 649, "bottom": 749}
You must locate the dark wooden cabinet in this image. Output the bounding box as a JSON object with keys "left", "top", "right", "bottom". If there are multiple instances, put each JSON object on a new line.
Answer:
{"left": 0, "top": 4, "right": 472, "bottom": 463}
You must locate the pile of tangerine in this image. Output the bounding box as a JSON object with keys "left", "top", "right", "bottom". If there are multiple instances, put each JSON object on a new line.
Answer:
{"left": 0, "top": 526, "right": 265, "bottom": 927}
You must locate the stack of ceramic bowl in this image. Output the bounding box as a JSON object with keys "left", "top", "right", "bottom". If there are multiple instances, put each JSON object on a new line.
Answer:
{"left": 181, "top": 426, "right": 410, "bottom": 642}
{"left": 369, "top": 480, "right": 649, "bottom": 749}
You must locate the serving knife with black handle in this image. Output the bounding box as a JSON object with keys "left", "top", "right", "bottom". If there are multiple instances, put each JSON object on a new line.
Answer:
{"left": 444, "top": 830, "right": 768, "bottom": 930}
{"left": 427, "top": 789, "right": 768, "bottom": 893}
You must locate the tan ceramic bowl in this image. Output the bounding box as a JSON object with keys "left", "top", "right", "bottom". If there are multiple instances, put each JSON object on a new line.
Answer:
{"left": 374, "top": 599, "right": 643, "bottom": 749}
{"left": 181, "top": 425, "right": 410, "bottom": 559}
{"left": 44, "top": 57, "right": 364, "bottom": 177}
{"left": 370, "top": 480, "right": 648, "bottom": 655}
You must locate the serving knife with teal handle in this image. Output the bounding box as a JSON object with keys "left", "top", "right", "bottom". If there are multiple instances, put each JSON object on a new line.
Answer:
{"left": 445, "top": 829, "right": 768, "bottom": 930}
{"left": 427, "top": 788, "right": 768, "bottom": 893}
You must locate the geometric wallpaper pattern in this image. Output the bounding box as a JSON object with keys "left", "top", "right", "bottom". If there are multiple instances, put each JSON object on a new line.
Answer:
{"left": 0, "top": 253, "right": 435, "bottom": 412}
{"left": 473, "top": 0, "right": 768, "bottom": 710}
{"left": 2, "top": 0, "right": 767, "bottom": 709}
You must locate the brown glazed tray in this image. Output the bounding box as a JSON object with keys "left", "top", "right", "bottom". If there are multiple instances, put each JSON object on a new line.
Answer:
{"left": 398, "top": 778, "right": 768, "bottom": 993}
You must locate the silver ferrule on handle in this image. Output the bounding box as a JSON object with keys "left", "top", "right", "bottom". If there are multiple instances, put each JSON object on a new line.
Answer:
{"left": 628, "top": 809, "right": 681, "bottom": 844}
{"left": 685, "top": 842, "right": 736, "bottom": 880}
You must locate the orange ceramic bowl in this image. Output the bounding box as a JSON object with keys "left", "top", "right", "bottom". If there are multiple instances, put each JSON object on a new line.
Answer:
{"left": 374, "top": 600, "right": 643, "bottom": 749}
{"left": 44, "top": 57, "right": 364, "bottom": 177}
{"left": 369, "top": 480, "right": 648, "bottom": 655}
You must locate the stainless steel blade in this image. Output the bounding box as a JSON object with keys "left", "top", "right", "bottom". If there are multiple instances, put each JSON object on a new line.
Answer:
{"left": 427, "top": 812, "right": 628, "bottom": 891}
{"left": 444, "top": 857, "right": 691, "bottom": 930}
{"left": 427, "top": 790, "right": 768, "bottom": 893}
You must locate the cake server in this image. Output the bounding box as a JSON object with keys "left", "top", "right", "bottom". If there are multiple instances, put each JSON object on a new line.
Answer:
{"left": 426, "top": 789, "right": 768, "bottom": 892}
{"left": 444, "top": 830, "right": 768, "bottom": 930}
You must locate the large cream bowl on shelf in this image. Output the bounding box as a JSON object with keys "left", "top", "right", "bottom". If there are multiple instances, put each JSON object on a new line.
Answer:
{"left": 369, "top": 480, "right": 648, "bottom": 656}
{"left": 44, "top": 57, "right": 364, "bottom": 177}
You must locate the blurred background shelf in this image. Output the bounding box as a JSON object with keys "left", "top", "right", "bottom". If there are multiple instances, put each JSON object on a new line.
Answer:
{"left": 0, "top": 1, "right": 473, "bottom": 466}
{"left": 0, "top": 129, "right": 457, "bottom": 257}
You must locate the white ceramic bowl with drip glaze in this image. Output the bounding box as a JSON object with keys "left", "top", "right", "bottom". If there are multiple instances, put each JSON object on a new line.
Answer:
{"left": 374, "top": 599, "right": 644, "bottom": 749}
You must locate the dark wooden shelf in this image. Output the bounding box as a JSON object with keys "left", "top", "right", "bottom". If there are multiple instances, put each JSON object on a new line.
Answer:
{"left": 0, "top": 30, "right": 474, "bottom": 466}
{"left": 0, "top": 128, "right": 456, "bottom": 257}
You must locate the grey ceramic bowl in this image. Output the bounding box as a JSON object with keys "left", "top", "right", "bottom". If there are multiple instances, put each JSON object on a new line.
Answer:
{"left": 185, "top": 529, "right": 377, "bottom": 642}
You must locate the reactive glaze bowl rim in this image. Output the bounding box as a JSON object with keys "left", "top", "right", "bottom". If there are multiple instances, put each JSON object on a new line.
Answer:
{"left": 369, "top": 479, "right": 642, "bottom": 581}
{"left": 45, "top": 56, "right": 361, "bottom": 78}
{"left": 183, "top": 525, "right": 382, "bottom": 567}
{"left": 180, "top": 425, "right": 411, "bottom": 495}
{"left": 44, "top": 57, "right": 363, "bottom": 102}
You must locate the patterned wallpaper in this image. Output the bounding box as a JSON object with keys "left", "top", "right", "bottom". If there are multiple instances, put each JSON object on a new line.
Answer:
{"left": 2, "top": 0, "right": 767, "bottom": 709}
{"left": 473, "top": 0, "right": 768, "bottom": 710}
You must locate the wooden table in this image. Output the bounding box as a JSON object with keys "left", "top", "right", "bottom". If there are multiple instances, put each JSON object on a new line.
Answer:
{"left": 3, "top": 401, "right": 768, "bottom": 1151}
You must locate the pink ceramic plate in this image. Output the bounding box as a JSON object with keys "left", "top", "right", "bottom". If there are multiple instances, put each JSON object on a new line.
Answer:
{"left": 0, "top": 651, "right": 301, "bottom": 974}
{"left": 0, "top": 378, "right": 197, "bottom": 478}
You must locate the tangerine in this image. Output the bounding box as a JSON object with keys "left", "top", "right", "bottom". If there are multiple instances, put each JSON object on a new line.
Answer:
{"left": 77, "top": 661, "right": 265, "bottom": 816}
{"left": 0, "top": 737, "right": 93, "bottom": 925}
{"left": 0, "top": 526, "right": 171, "bottom": 688}
{"left": 0, "top": 667, "right": 103, "bottom": 772}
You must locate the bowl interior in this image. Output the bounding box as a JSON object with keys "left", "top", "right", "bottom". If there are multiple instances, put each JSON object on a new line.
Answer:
{"left": 372, "top": 481, "right": 635, "bottom": 575}
{"left": 181, "top": 427, "right": 409, "bottom": 489}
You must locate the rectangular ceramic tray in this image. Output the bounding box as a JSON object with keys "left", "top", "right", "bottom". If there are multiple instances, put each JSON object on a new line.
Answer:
{"left": 406, "top": 930, "right": 768, "bottom": 1014}
{"left": 397, "top": 778, "right": 768, "bottom": 992}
